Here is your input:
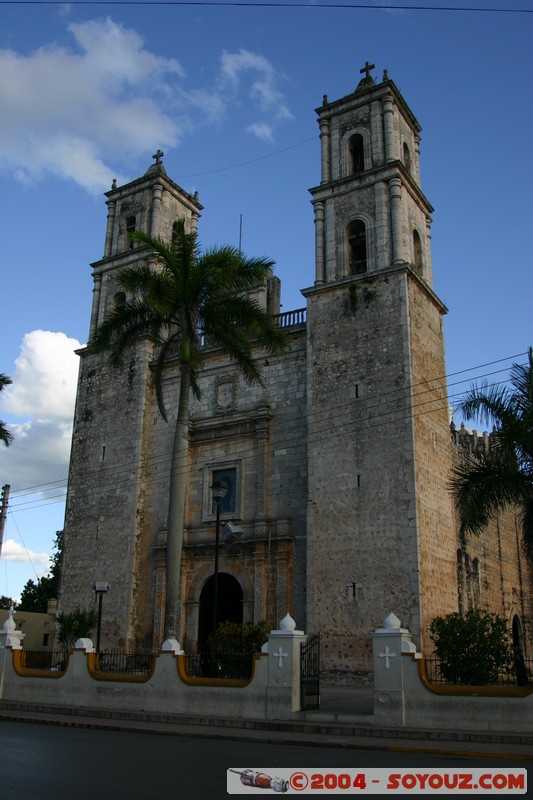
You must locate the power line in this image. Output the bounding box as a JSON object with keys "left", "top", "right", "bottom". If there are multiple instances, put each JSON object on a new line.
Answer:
{"left": 174, "top": 137, "right": 317, "bottom": 180}
{"left": 3, "top": 352, "right": 527, "bottom": 514}
{"left": 0, "top": 1, "right": 530, "bottom": 10}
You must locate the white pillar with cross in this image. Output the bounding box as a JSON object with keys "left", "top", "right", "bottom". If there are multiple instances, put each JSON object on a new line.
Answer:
{"left": 265, "top": 613, "right": 307, "bottom": 718}
{"left": 372, "top": 612, "right": 419, "bottom": 726}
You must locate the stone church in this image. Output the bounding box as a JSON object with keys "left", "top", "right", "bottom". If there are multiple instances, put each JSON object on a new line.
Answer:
{"left": 59, "top": 65, "right": 531, "bottom": 678}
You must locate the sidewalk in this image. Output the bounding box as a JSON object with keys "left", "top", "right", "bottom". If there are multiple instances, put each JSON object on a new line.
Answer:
{"left": 318, "top": 684, "right": 374, "bottom": 716}
{"left": 1, "top": 684, "right": 532, "bottom": 759}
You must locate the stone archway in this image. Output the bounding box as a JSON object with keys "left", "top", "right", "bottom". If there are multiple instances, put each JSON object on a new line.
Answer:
{"left": 198, "top": 572, "right": 243, "bottom": 650}
{"left": 512, "top": 614, "right": 525, "bottom": 655}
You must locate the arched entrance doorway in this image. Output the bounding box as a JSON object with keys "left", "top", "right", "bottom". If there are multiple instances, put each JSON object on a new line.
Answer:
{"left": 198, "top": 572, "right": 243, "bottom": 650}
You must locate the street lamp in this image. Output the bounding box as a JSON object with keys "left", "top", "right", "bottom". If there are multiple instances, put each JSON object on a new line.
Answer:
{"left": 210, "top": 480, "right": 228, "bottom": 634}
{"left": 93, "top": 581, "right": 109, "bottom": 652}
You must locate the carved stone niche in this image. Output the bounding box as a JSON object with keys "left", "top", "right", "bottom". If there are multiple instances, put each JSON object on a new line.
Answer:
{"left": 119, "top": 199, "right": 144, "bottom": 217}
{"left": 215, "top": 373, "right": 238, "bottom": 414}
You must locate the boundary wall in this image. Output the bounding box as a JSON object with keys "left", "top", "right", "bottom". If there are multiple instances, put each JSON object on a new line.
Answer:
{"left": 0, "top": 616, "right": 305, "bottom": 721}
{"left": 372, "top": 613, "right": 533, "bottom": 733}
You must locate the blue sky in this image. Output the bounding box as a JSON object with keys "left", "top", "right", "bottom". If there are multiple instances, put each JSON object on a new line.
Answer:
{"left": 0, "top": 1, "right": 532, "bottom": 601}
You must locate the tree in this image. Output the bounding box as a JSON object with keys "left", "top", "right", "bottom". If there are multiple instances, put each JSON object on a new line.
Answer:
{"left": 0, "top": 596, "right": 19, "bottom": 610}
{"left": 429, "top": 609, "right": 513, "bottom": 685}
{"left": 18, "top": 531, "right": 63, "bottom": 612}
{"left": 450, "top": 348, "right": 533, "bottom": 559}
{"left": 90, "top": 221, "right": 286, "bottom": 640}
{"left": 56, "top": 607, "right": 98, "bottom": 651}
{"left": 0, "top": 374, "right": 14, "bottom": 447}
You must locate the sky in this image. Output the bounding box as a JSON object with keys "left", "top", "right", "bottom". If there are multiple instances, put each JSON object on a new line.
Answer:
{"left": 0, "top": 0, "right": 531, "bottom": 602}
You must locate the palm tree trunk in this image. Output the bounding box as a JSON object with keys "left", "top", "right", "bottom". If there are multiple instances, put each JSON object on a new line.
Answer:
{"left": 164, "top": 364, "right": 191, "bottom": 641}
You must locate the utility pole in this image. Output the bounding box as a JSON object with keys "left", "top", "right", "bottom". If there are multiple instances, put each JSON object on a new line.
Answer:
{"left": 0, "top": 484, "right": 10, "bottom": 560}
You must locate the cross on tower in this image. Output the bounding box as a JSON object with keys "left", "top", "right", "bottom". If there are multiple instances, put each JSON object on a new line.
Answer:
{"left": 359, "top": 61, "right": 375, "bottom": 80}
{"left": 152, "top": 149, "right": 164, "bottom": 165}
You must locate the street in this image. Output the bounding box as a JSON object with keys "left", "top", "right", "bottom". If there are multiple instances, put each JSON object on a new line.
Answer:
{"left": 0, "top": 720, "right": 529, "bottom": 799}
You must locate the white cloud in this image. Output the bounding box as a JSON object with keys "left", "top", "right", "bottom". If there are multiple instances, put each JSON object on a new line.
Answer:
{"left": 0, "top": 418, "right": 72, "bottom": 492}
{"left": 2, "top": 331, "right": 81, "bottom": 420}
{"left": 0, "top": 18, "right": 186, "bottom": 192}
{"left": 0, "top": 20, "right": 293, "bottom": 188}
{"left": 0, "top": 539, "right": 52, "bottom": 568}
{"left": 247, "top": 122, "right": 274, "bottom": 143}
{"left": 0, "top": 331, "right": 78, "bottom": 493}
{"left": 219, "top": 48, "right": 292, "bottom": 138}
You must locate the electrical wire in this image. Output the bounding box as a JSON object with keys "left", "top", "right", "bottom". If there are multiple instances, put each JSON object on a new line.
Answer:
{"left": 0, "top": 1, "right": 530, "bottom": 11}
{"left": 3, "top": 350, "right": 528, "bottom": 513}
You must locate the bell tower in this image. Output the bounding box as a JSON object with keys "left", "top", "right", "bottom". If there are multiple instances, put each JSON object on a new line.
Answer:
{"left": 89, "top": 150, "right": 203, "bottom": 341}
{"left": 311, "top": 62, "right": 432, "bottom": 287}
{"left": 304, "top": 65, "right": 457, "bottom": 675}
{"left": 60, "top": 152, "right": 203, "bottom": 649}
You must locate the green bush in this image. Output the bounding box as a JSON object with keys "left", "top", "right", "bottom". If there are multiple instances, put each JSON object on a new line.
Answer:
{"left": 207, "top": 620, "right": 268, "bottom": 654}
{"left": 429, "top": 609, "right": 513, "bottom": 685}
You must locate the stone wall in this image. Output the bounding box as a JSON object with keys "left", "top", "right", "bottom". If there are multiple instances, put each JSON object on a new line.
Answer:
{"left": 305, "top": 265, "right": 446, "bottom": 677}
{"left": 449, "top": 424, "right": 533, "bottom": 650}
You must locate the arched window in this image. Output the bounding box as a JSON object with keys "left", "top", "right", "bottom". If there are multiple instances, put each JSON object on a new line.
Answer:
{"left": 112, "top": 291, "right": 126, "bottom": 311}
{"left": 413, "top": 230, "right": 423, "bottom": 275}
{"left": 126, "top": 216, "right": 136, "bottom": 250}
{"left": 403, "top": 142, "right": 412, "bottom": 174}
{"left": 348, "top": 134, "right": 365, "bottom": 174}
{"left": 346, "top": 220, "right": 367, "bottom": 275}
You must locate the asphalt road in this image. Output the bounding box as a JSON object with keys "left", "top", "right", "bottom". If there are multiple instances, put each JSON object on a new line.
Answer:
{"left": 0, "top": 720, "right": 529, "bottom": 799}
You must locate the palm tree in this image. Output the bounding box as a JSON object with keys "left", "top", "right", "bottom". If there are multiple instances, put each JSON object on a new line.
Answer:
{"left": 90, "top": 220, "right": 286, "bottom": 641}
{"left": 451, "top": 348, "right": 533, "bottom": 559}
{"left": 0, "top": 374, "right": 14, "bottom": 447}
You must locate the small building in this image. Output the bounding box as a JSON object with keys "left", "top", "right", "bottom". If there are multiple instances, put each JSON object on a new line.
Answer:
{"left": 0, "top": 600, "right": 57, "bottom": 650}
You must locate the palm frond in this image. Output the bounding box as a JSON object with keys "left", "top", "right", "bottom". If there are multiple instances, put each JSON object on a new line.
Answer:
{"left": 90, "top": 300, "right": 166, "bottom": 363}
{"left": 451, "top": 450, "right": 528, "bottom": 535}
{"left": 0, "top": 374, "right": 12, "bottom": 391}
{"left": 0, "top": 420, "right": 13, "bottom": 447}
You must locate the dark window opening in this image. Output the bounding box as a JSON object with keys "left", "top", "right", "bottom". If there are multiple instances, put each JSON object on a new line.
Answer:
{"left": 113, "top": 291, "right": 126, "bottom": 310}
{"left": 413, "top": 230, "right": 423, "bottom": 275}
{"left": 126, "top": 216, "right": 136, "bottom": 250}
{"left": 403, "top": 142, "right": 412, "bottom": 174}
{"left": 347, "top": 220, "right": 367, "bottom": 275}
{"left": 349, "top": 134, "right": 365, "bottom": 174}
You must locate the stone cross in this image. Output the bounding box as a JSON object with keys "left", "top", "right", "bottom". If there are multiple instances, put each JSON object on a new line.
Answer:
{"left": 360, "top": 61, "right": 375, "bottom": 79}
{"left": 152, "top": 149, "right": 164, "bottom": 165}
{"left": 272, "top": 646, "right": 288, "bottom": 669}
{"left": 378, "top": 645, "right": 396, "bottom": 669}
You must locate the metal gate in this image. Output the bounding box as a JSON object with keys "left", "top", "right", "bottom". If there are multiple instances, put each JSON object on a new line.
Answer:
{"left": 300, "top": 633, "right": 320, "bottom": 710}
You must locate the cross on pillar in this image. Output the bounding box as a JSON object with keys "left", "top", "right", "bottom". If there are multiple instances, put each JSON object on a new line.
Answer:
{"left": 359, "top": 61, "right": 375, "bottom": 80}
{"left": 152, "top": 149, "right": 164, "bottom": 165}
{"left": 272, "top": 646, "right": 288, "bottom": 669}
{"left": 378, "top": 645, "right": 396, "bottom": 669}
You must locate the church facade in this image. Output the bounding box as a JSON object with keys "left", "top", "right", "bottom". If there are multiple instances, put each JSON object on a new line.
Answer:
{"left": 59, "top": 66, "right": 531, "bottom": 678}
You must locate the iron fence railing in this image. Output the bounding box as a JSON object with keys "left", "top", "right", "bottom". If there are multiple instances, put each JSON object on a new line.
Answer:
{"left": 96, "top": 650, "right": 155, "bottom": 675}
{"left": 424, "top": 654, "right": 533, "bottom": 687}
{"left": 19, "top": 649, "right": 67, "bottom": 671}
{"left": 185, "top": 650, "right": 257, "bottom": 680}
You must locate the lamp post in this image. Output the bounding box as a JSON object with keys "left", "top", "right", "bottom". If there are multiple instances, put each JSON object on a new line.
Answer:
{"left": 210, "top": 480, "right": 228, "bottom": 634}
{"left": 93, "top": 581, "right": 109, "bottom": 652}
